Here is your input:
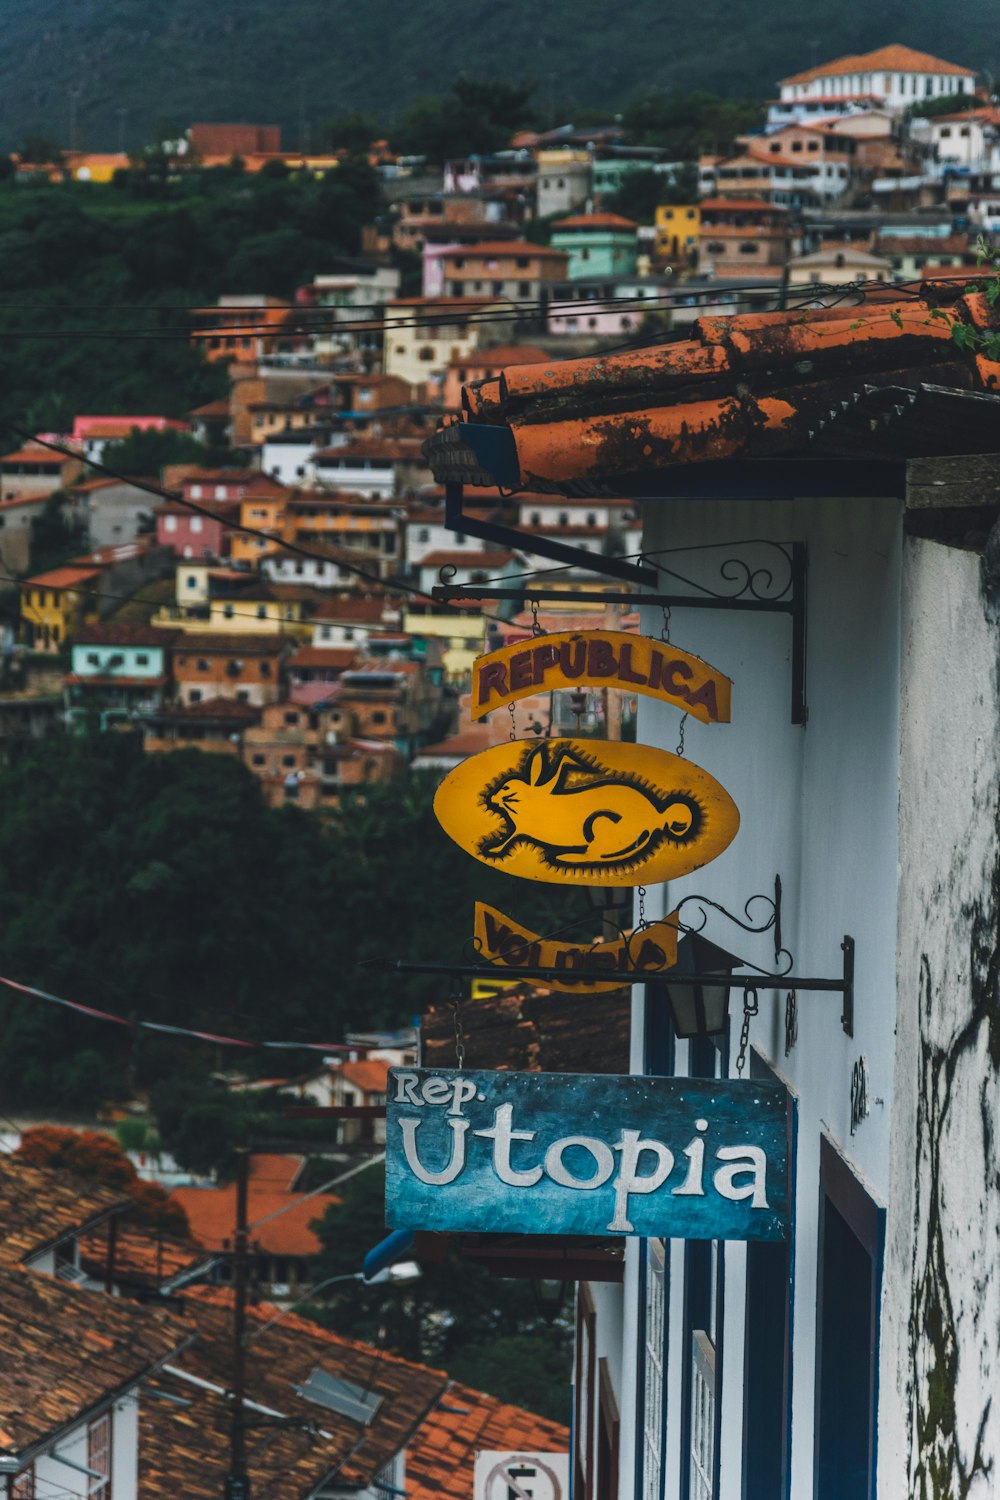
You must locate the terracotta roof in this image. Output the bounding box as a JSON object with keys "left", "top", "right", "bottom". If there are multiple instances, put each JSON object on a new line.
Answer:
{"left": 73, "top": 623, "right": 177, "bottom": 647}
{"left": 169, "top": 1170, "right": 340, "bottom": 1257}
{"left": 312, "top": 596, "right": 399, "bottom": 622}
{"left": 0, "top": 1154, "right": 129, "bottom": 1268}
{"left": 414, "top": 728, "right": 492, "bottom": 758}
{"left": 173, "top": 632, "right": 290, "bottom": 654}
{"left": 314, "top": 438, "right": 426, "bottom": 462}
{"left": 407, "top": 1379, "right": 568, "bottom": 1500}
{"left": 140, "top": 1291, "right": 448, "bottom": 1500}
{"left": 450, "top": 345, "right": 551, "bottom": 369}
{"left": 78, "top": 1224, "right": 210, "bottom": 1289}
{"left": 428, "top": 280, "right": 1000, "bottom": 491}
{"left": 553, "top": 212, "right": 639, "bottom": 230}
{"left": 289, "top": 645, "right": 359, "bottom": 669}
{"left": 336, "top": 1057, "right": 390, "bottom": 1095}
{"left": 188, "top": 398, "right": 233, "bottom": 418}
{"left": 0, "top": 1268, "right": 191, "bottom": 1459}
{"left": 387, "top": 296, "right": 507, "bottom": 309}
{"left": 0, "top": 448, "right": 67, "bottom": 466}
{"left": 781, "top": 45, "right": 973, "bottom": 86}
{"left": 23, "top": 566, "right": 101, "bottom": 589}
{"left": 442, "top": 240, "right": 568, "bottom": 259}
{"left": 700, "top": 196, "right": 787, "bottom": 214}
{"left": 419, "top": 549, "right": 515, "bottom": 569}
{"left": 422, "top": 985, "right": 631, "bottom": 1075}
{"left": 247, "top": 1152, "right": 304, "bottom": 1190}
{"left": 154, "top": 698, "right": 264, "bottom": 721}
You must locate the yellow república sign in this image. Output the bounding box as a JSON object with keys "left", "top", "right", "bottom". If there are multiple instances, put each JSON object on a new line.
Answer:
{"left": 474, "top": 901, "right": 680, "bottom": 993}
{"left": 434, "top": 738, "right": 740, "bottom": 888}
{"left": 471, "top": 631, "right": 732, "bottom": 725}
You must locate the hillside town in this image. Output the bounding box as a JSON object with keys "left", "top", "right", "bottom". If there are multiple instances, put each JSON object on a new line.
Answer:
{"left": 5, "top": 34, "right": 1000, "bottom": 1500}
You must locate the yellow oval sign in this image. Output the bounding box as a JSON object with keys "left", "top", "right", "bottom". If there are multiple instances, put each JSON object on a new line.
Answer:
{"left": 434, "top": 738, "right": 740, "bottom": 887}
{"left": 472, "top": 630, "right": 731, "bottom": 725}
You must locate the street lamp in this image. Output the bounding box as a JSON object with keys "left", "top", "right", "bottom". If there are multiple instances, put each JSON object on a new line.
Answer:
{"left": 245, "top": 1262, "right": 421, "bottom": 1346}
{"left": 653, "top": 930, "right": 740, "bottom": 1039}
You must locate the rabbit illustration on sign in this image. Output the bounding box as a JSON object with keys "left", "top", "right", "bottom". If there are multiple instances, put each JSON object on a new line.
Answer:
{"left": 481, "top": 744, "right": 703, "bottom": 870}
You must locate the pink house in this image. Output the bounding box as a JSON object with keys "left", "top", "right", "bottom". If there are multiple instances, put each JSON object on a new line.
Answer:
{"left": 155, "top": 498, "right": 238, "bottom": 558}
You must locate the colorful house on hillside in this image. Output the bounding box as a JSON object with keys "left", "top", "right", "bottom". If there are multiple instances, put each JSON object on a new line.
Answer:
{"left": 170, "top": 632, "right": 289, "bottom": 707}
{"left": 441, "top": 345, "right": 549, "bottom": 411}
{"left": 550, "top": 213, "right": 639, "bottom": 279}
{"left": 20, "top": 566, "right": 101, "bottom": 651}
{"left": 0, "top": 444, "right": 84, "bottom": 499}
{"left": 655, "top": 203, "right": 701, "bottom": 262}
{"left": 66, "top": 623, "right": 176, "bottom": 724}
{"left": 70, "top": 416, "right": 190, "bottom": 464}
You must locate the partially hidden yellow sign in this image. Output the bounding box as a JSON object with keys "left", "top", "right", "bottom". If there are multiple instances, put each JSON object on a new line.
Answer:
{"left": 472, "top": 631, "right": 731, "bottom": 724}
{"left": 475, "top": 901, "right": 680, "bottom": 993}
{"left": 434, "top": 738, "right": 740, "bottom": 887}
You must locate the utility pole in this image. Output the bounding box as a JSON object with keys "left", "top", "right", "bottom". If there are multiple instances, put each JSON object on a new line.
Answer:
{"left": 227, "top": 1148, "right": 251, "bottom": 1500}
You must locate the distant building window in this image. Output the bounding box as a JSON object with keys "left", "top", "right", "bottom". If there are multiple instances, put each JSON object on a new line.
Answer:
{"left": 186, "top": 575, "right": 198, "bottom": 589}
{"left": 372, "top": 711, "right": 387, "bottom": 725}
{"left": 86, "top": 651, "right": 100, "bottom": 665}
{"left": 256, "top": 606, "right": 267, "bottom": 618}
{"left": 164, "top": 515, "right": 178, "bottom": 532}
{"left": 516, "top": 257, "right": 530, "bottom": 269}
{"left": 10, "top": 1464, "right": 34, "bottom": 1499}
{"left": 418, "top": 346, "right": 435, "bottom": 361}
{"left": 87, "top": 1418, "right": 111, "bottom": 1500}
{"left": 530, "top": 511, "right": 541, "bottom": 525}
{"left": 237, "top": 689, "right": 250, "bottom": 703}
{"left": 197, "top": 659, "right": 210, "bottom": 671}
{"left": 190, "top": 516, "right": 203, "bottom": 533}
{"left": 260, "top": 661, "right": 272, "bottom": 676}
{"left": 252, "top": 753, "right": 266, "bottom": 766}
{"left": 518, "top": 281, "right": 531, "bottom": 296}
{"left": 739, "top": 242, "right": 760, "bottom": 253}
{"left": 940, "top": 127, "right": 952, "bottom": 138}
{"left": 284, "top": 711, "right": 299, "bottom": 725}
{"left": 189, "top": 689, "right": 202, "bottom": 703}
{"left": 224, "top": 604, "right": 234, "bottom": 617}
{"left": 282, "top": 754, "right": 296, "bottom": 767}
{"left": 136, "top": 653, "right": 149, "bottom": 666}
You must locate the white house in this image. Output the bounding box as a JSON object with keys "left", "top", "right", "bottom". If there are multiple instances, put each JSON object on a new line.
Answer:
{"left": 425, "top": 286, "right": 1000, "bottom": 1497}
{"left": 778, "top": 45, "right": 975, "bottom": 114}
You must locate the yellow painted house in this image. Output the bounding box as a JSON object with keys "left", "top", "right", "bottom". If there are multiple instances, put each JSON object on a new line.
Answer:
{"left": 230, "top": 494, "right": 288, "bottom": 565}
{"left": 655, "top": 204, "right": 701, "bottom": 262}
{"left": 403, "top": 610, "right": 486, "bottom": 684}
{"left": 21, "top": 566, "right": 101, "bottom": 651}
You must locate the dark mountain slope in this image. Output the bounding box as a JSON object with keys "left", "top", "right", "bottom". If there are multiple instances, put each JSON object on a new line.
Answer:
{"left": 1, "top": 0, "right": 996, "bottom": 152}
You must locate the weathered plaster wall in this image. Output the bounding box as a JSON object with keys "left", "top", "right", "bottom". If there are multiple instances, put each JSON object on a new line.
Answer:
{"left": 881, "top": 536, "right": 1000, "bottom": 1499}
{"left": 636, "top": 495, "right": 903, "bottom": 1500}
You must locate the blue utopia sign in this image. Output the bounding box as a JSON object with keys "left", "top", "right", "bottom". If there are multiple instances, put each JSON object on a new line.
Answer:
{"left": 386, "top": 1068, "right": 790, "bottom": 1241}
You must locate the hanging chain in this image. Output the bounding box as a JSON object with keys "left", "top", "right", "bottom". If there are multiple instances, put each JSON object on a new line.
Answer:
{"left": 636, "top": 885, "right": 647, "bottom": 929}
{"left": 735, "top": 986, "right": 758, "bottom": 1077}
{"left": 675, "top": 712, "right": 688, "bottom": 757}
{"left": 784, "top": 990, "right": 798, "bottom": 1057}
{"left": 508, "top": 702, "right": 517, "bottom": 741}
{"left": 451, "top": 988, "right": 466, "bottom": 1070}
{"left": 530, "top": 600, "right": 544, "bottom": 636}
{"left": 660, "top": 604, "right": 672, "bottom": 642}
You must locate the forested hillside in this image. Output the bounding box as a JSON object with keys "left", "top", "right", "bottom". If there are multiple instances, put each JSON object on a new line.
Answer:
{"left": 1, "top": 0, "right": 997, "bottom": 152}
{"left": 0, "top": 738, "right": 578, "bottom": 1111}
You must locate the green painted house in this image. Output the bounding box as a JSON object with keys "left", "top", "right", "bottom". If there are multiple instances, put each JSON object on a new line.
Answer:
{"left": 550, "top": 213, "right": 639, "bottom": 280}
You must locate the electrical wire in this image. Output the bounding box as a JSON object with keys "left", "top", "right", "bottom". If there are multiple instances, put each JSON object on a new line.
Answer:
{"left": 0, "top": 423, "right": 513, "bottom": 625}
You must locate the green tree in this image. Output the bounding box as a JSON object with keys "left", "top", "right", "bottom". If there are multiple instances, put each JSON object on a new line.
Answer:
{"left": 101, "top": 428, "right": 213, "bottom": 477}
{"left": 393, "top": 76, "right": 536, "bottom": 161}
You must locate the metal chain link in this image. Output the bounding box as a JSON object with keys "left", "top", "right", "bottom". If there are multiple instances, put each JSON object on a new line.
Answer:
{"left": 451, "top": 989, "right": 466, "bottom": 1070}
{"left": 508, "top": 702, "right": 517, "bottom": 741}
{"left": 530, "top": 600, "right": 544, "bottom": 636}
{"left": 660, "top": 605, "right": 671, "bottom": 642}
{"left": 636, "top": 885, "right": 647, "bottom": 929}
{"left": 676, "top": 712, "right": 688, "bottom": 757}
{"left": 735, "top": 986, "right": 758, "bottom": 1077}
{"left": 784, "top": 990, "right": 798, "bottom": 1057}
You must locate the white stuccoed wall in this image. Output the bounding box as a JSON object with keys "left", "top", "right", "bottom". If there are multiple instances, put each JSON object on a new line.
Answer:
{"left": 631, "top": 494, "right": 903, "bottom": 1499}
{"left": 880, "top": 536, "right": 1000, "bottom": 1498}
